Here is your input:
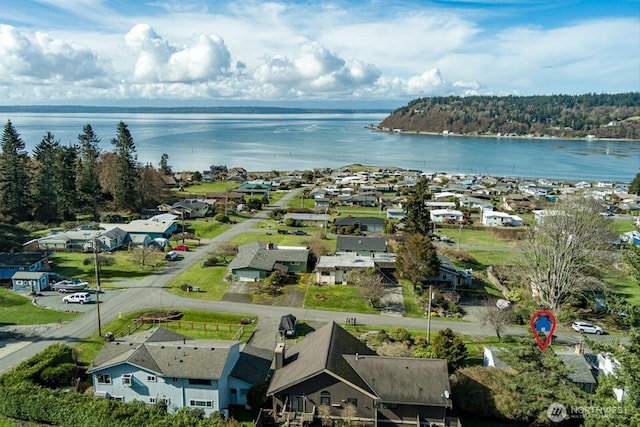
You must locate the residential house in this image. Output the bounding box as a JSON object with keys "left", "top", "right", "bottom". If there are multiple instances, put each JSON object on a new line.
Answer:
{"left": 227, "top": 242, "right": 308, "bottom": 281}
{"left": 267, "top": 322, "right": 458, "bottom": 427}
{"left": 101, "top": 214, "right": 179, "bottom": 240}
{"left": 87, "top": 328, "right": 267, "bottom": 415}
{"left": 11, "top": 271, "right": 50, "bottom": 293}
{"left": 315, "top": 253, "right": 376, "bottom": 285}
{"left": 283, "top": 213, "right": 329, "bottom": 227}
{"left": 37, "top": 227, "right": 128, "bottom": 252}
{"left": 484, "top": 347, "right": 596, "bottom": 393}
{"left": 333, "top": 217, "right": 385, "bottom": 232}
{"left": 422, "top": 255, "right": 473, "bottom": 290}
{"left": 171, "top": 199, "right": 210, "bottom": 219}
{"left": 0, "top": 252, "right": 50, "bottom": 281}
{"left": 430, "top": 209, "right": 464, "bottom": 224}
{"left": 481, "top": 210, "right": 523, "bottom": 227}
{"left": 336, "top": 236, "right": 387, "bottom": 256}
{"left": 426, "top": 201, "right": 457, "bottom": 210}
{"left": 386, "top": 208, "right": 405, "bottom": 220}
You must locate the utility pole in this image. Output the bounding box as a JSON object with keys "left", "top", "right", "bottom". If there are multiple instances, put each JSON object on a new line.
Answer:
{"left": 93, "top": 239, "right": 102, "bottom": 337}
{"left": 427, "top": 285, "right": 433, "bottom": 344}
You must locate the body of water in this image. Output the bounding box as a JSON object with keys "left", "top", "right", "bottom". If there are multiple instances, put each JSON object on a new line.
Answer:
{"left": 3, "top": 112, "right": 639, "bottom": 182}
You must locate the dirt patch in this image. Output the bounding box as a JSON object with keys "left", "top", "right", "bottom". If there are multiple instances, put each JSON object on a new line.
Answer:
{"left": 135, "top": 310, "right": 183, "bottom": 323}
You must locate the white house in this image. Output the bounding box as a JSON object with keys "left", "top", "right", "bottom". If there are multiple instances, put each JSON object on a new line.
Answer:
{"left": 430, "top": 209, "right": 464, "bottom": 223}
{"left": 482, "top": 210, "right": 524, "bottom": 227}
{"left": 87, "top": 328, "right": 268, "bottom": 415}
{"left": 315, "top": 253, "right": 376, "bottom": 285}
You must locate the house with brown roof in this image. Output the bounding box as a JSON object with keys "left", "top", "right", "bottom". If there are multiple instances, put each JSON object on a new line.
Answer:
{"left": 267, "top": 322, "right": 459, "bottom": 427}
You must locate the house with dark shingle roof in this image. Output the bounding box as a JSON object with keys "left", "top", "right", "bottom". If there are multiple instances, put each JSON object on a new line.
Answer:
{"left": 227, "top": 242, "right": 309, "bottom": 281}
{"left": 0, "top": 252, "right": 50, "bottom": 280}
{"left": 87, "top": 327, "right": 267, "bottom": 414}
{"left": 336, "top": 235, "right": 387, "bottom": 255}
{"left": 333, "top": 216, "right": 385, "bottom": 232}
{"left": 267, "top": 322, "right": 457, "bottom": 427}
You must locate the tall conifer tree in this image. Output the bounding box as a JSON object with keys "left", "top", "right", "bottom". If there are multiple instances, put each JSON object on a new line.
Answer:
{"left": 32, "top": 132, "right": 61, "bottom": 223}
{"left": 111, "top": 121, "right": 139, "bottom": 211}
{"left": 0, "top": 120, "right": 32, "bottom": 222}
{"left": 77, "top": 124, "right": 103, "bottom": 220}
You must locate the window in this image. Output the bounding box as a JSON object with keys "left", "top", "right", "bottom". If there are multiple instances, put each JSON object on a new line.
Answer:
{"left": 122, "top": 374, "right": 132, "bottom": 386}
{"left": 162, "top": 398, "right": 171, "bottom": 405}
{"left": 149, "top": 397, "right": 157, "bottom": 404}
{"left": 112, "top": 396, "right": 124, "bottom": 402}
{"left": 97, "top": 374, "right": 111, "bottom": 384}
{"left": 382, "top": 403, "right": 398, "bottom": 409}
{"left": 346, "top": 398, "right": 358, "bottom": 407}
{"left": 320, "top": 391, "right": 330, "bottom": 406}
{"left": 172, "top": 378, "right": 180, "bottom": 383}
{"left": 147, "top": 375, "right": 156, "bottom": 382}
{"left": 189, "top": 400, "right": 213, "bottom": 408}
{"left": 188, "top": 378, "right": 212, "bottom": 386}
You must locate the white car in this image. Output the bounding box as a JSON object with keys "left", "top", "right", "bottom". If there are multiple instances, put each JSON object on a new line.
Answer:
{"left": 165, "top": 251, "right": 179, "bottom": 260}
{"left": 62, "top": 292, "right": 91, "bottom": 304}
{"left": 571, "top": 321, "right": 603, "bottom": 335}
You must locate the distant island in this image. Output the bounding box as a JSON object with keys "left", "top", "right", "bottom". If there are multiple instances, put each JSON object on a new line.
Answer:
{"left": 378, "top": 93, "right": 640, "bottom": 140}
{"left": 0, "top": 105, "right": 389, "bottom": 115}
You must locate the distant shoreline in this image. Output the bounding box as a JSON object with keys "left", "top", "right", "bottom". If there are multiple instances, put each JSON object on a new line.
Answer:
{"left": 366, "top": 125, "right": 640, "bottom": 143}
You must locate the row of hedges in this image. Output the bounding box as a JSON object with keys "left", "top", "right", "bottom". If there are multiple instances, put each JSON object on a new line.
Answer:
{"left": 0, "top": 343, "right": 76, "bottom": 388}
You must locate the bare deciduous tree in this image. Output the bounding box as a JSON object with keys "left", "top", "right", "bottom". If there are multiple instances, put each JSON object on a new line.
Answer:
{"left": 129, "top": 245, "right": 164, "bottom": 268}
{"left": 521, "top": 196, "right": 616, "bottom": 314}
{"left": 350, "top": 269, "right": 385, "bottom": 308}
{"left": 481, "top": 299, "right": 512, "bottom": 342}
{"left": 317, "top": 404, "right": 332, "bottom": 427}
{"left": 340, "top": 403, "right": 357, "bottom": 427}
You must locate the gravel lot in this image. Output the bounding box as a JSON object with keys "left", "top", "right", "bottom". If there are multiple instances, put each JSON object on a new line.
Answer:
{"left": 29, "top": 288, "right": 122, "bottom": 313}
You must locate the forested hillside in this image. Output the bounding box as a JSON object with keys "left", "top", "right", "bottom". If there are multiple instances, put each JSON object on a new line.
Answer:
{"left": 379, "top": 93, "right": 640, "bottom": 139}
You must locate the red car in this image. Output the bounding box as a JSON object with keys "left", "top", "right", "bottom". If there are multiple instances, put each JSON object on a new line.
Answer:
{"left": 173, "top": 245, "right": 189, "bottom": 251}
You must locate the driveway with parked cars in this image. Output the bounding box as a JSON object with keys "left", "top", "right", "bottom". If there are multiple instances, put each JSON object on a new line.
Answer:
{"left": 31, "top": 288, "right": 121, "bottom": 313}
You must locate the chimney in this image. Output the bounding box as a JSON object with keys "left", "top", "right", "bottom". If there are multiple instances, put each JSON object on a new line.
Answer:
{"left": 275, "top": 342, "right": 285, "bottom": 369}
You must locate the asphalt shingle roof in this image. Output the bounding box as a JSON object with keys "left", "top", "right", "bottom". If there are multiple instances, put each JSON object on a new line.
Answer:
{"left": 336, "top": 236, "right": 387, "bottom": 252}
{"left": 227, "top": 242, "right": 308, "bottom": 272}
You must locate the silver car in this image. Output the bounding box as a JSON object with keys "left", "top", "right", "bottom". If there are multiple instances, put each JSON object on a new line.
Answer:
{"left": 571, "top": 321, "right": 603, "bottom": 335}
{"left": 62, "top": 292, "right": 91, "bottom": 304}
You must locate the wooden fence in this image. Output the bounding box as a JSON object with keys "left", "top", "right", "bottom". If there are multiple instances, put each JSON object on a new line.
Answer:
{"left": 114, "top": 318, "right": 246, "bottom": 339}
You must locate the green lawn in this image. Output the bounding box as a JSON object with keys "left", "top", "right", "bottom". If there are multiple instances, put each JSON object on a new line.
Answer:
{"left": 612, "top": 219, "right": 637, "bottom": 234}
{"left": 303, "top": 284, "right": 378, "bottom": 313}
{"left": 164, "top": 265, "right": 230, "bottom": 300}
{"left": 0, "top": 289, "right": 79, "bottom": 326}
{"left": 333, "top": 208, "right": 386, "bottom": 218}
{"left": 178, "top": 181, "right": 240, "bottom": 195}
{"left": 230, "top": 232, "right": 315, "bottom": 246}
{"left": 49, "top": 251, "right": 160, "bottom": 286}
{"left": 184, "top": 219, "right": 232, "bottom": 239}
{"left": 400, "top": 280, "right": 425, "bottom": 318}
{"left": 464, "top": 249, "right": 522, "bottom": 270}
{"left": 437, "top": 228, "right": 515, "bottom": 247}
{"left": 604, "top": 266, "right": 640, "bottom": 305}
{"left": 74, "top": 309, "right": 257, "bottom": 365}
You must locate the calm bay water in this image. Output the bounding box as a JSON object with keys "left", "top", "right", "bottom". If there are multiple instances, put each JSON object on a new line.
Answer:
{"left": 3, "top": 112, "right": 639, "bottom": 182}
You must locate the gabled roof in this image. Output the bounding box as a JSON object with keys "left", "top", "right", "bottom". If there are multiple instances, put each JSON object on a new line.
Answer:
{"left": 336, "top": 236, "right": 387, "bottom": 252}
{"left": 267, "top": 322, "right": 376, "bottom": 395}
{"left": 227, "top": 242, "right": 308, "bottom": 272}
{"left": 334, "top": 216, "right": 385, "bottom": 227}
{"left": 88, "top": 327, "right": 238, "bottom": 380}
{"left": 0, "top": 252, "right": 47, "bottom": 267}
{"left": 344, "top": 355, "right": 450, "bottom": 406}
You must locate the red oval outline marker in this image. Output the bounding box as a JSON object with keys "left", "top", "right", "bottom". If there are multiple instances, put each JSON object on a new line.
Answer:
{"left": 530, "top": 310, "right": 557, "bottom": 351}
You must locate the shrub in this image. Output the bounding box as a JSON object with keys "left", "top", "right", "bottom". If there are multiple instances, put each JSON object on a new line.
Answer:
{"left": 388, "top": 327, "right": 411, "bottom": 342}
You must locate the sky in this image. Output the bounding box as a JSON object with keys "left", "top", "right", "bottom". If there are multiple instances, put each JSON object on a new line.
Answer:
{"left": 0, "top": 0, "right": 638, "bottom": 107}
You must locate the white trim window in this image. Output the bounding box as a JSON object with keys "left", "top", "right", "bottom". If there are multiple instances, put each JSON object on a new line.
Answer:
{"left": 113, "top": 396, "right": 124, "bottom": 402}
{"left": 149, "top": 397, "right": 157, "bottom": 404}
{"left": 147, "top": 375, "right": 157, "bottom": 382}
{"left": 97, "top": 374, "right": 111, "bottom": 384}
{"left": 189, "top": 400, "right": 213, "bottom": 408}
{"left": 122, "top": 374, "right": 132, "bottom": 386}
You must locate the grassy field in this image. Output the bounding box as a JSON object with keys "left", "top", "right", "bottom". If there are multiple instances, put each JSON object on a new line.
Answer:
{"left": 164, "top": 265, "right": 230, "bottom": 300}
{"left": 400, "top": 280, "right": 425, "bottom": 318}
{"left": 184, "top": 219, "right": 232, "bottom": 239}
{"left": 612, "top": 218, "right": 637, "bottom": 234}
{"left": 178, "top": 182, "right": 240, "bottom": 195}
{"left": 49, "top": 251, "right": 161, "bottom": 285}
{"left": 0, "top": 288, "right": 79, "bottom": 325}
{"left": 230, "top": 232, "right": 317, "bottom": 246}
{"left": 74, "top": 309, "right": 258, "bottom": 365}
{"left": 303, "top": 284, "right": 378, "bottom": 314}
{"left": 437, "top": 228, "right": 515, "bottom": 247}
{"left": 604, "top": 266, "right": 640, "bottom": 305}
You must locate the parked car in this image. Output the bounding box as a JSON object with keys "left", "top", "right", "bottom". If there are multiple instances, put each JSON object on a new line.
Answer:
{"left": 165, "top": 251, "right": 179, "bottom": 260}
{"left": 294, "top": 230, "right": 309, "bottom": 235}
{"left": 173, "top": 245, "right": 189, "bottom": 251}
{"left": 571, "top": 321, "right": 604, "bottom": 335}
{"left": 62, "top": 292, "right": 91, "bottom": 304}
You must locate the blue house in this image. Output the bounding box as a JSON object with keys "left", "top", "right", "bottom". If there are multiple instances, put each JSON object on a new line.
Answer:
{"left": 88, "top": 328, "right": 266, "bottom": 415}
{"left": 11, "top": 271, "right": 50, "bottom": 293}
{"left": 0, "top": 252, "right": 50, "bottom": 281}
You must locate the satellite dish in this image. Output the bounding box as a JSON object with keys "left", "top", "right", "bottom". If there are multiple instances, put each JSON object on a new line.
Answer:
{"left": 444, "top": 390, "right": 450, "bottom": 399}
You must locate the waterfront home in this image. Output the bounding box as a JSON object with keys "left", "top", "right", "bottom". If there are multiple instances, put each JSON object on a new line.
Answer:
{"left": 267, "top": 322, "right": 457, "bottom": 427}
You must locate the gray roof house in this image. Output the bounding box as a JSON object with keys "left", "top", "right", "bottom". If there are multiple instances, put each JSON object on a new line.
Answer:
{"left": 0, "top": 252, "right": 50, "bottom": 281}
{"left": 87, "top": 327, "right": 265, "bottom": 414}
{"left": 37, "top": 227, "right": 128, "bottom": 252}
{"left": 101, "top": 214, "right": 179, "bottom": 239}
{"left": 11, "top": 271, "right": 50, "bottom": 293}
{"left": 333, "top": 216, "right": 385, "bottom": 232}
{"left": 227, "top": 242, "right": 309, "bottom": 282}
{"left": 422, "top": 255, "right": 473, "bottom": 290}
{"left": 267, "top": 322, "right": 458, "bottom": 427}
{"left": 336, "top": 236, "right": 387, "bottom": 255}
{"left": 171, "top": 199, "right": 211, "bottom": 219}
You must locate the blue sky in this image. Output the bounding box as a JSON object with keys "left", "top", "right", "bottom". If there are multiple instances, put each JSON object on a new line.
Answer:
{"left": 0, "top": 0, "right": 638, "bottom": 107}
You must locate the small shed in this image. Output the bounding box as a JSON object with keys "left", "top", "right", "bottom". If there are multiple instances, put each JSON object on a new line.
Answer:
{"left": 278, "top": 314, "right": 297, "bottom": 338}
{"left": 12, "top": 271, "right": 50, "bottom": 293}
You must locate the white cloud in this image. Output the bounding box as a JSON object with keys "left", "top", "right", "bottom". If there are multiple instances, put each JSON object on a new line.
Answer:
{"left": 125, "top": 23, "right": 231, "bottom": 83}
{"left": 0, "top": 24, "right": 104, "bottom": 83}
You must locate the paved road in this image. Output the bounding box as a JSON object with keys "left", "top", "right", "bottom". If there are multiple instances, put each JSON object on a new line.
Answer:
{"left": 0, "top": 187, "right": 614, "bottom": 373}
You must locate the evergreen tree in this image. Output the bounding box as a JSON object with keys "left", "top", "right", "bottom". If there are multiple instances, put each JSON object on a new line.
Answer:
{"left": 111, "top": 121, "right": 139, "bottom": 211}
{"left": 159, "top": 153, "right": 172, "bottom": 175}
{"left": 77, "top": 124, "right": 103, "bottom": 220}
{"left": 32, "top": 132, "right": 61, "bottom": 223}
{"left": 402, "top": 177, "right": 432, "bottom": 235}
{"left": 0, "top": 120, "right": 32, "bottom": 222}
{"left": 395, "top": 233, "right": 440, "bottom": 288}
{"left": 630, "top": 171, "right": 640, "bottom": 195}
{"left": 431, "top": 328, "right": 468, "bottom": 370}
{"left": 56, "top": 145, "right": 78, "bottom": 220}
